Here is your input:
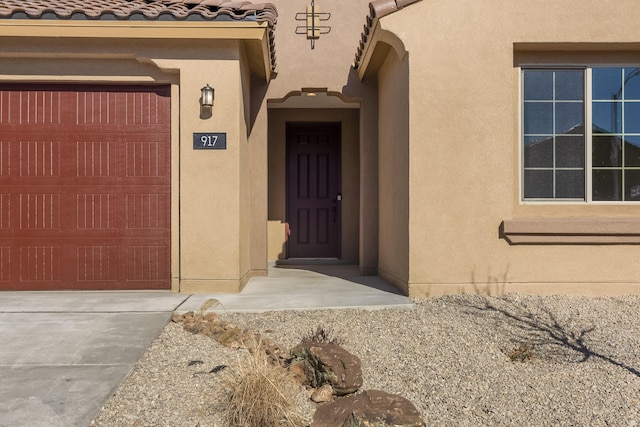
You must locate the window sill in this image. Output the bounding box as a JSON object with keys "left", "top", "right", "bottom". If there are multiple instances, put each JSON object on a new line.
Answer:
{"left": 500, "top": 217, "right": 640, "bottom": 245}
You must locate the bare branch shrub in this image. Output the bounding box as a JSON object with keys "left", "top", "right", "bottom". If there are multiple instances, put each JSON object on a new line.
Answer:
{"left": 301, "top": 326, "right": 344, "bottom": 346}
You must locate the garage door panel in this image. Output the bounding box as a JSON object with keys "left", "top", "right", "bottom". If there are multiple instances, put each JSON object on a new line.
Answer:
{"left": 127, "top": 244, "right": 169, "bottom": 282}
{"left": 75, "top": 139, "right": 119, "bottom": 178}
{"left": 19, "top": 244, "right": 62, "bottom": 281}
{"left": 18, "top": 192, "right": 62, "bottom": 230}
{"left": 0, "top": 193, "right": 10, "bottom": 229}
{"left": 0, "top": 89, "right": 63, "bottom": 126}
{"left": 18, "top": 140, "right": 61, "bottom": 178}
{"left": 4, "top": 235, "right": 169, "bottom": 287}
{"left": 0, "top": 84, "right": 171, "bottom": 290}
{"left": 126, "top": 193, "right": 169, "bottom": 229}
{"left": 76, "top": 245, "right": 119, "bottom": 282}
{"left": 0, "top": 246, "right": 10, "bottom": 282}
{"left": 74, "top": 89, "right": 170, "bottom": 127}
{"left": 126, "top": 141, "right": 169, "bottom": 177}
{"left": 0, "top": 140, "right": 9, "bottom": 176}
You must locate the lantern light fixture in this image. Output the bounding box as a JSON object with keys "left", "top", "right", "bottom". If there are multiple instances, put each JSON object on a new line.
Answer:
{"left": 201, "top": 84, "right": 215, "bottom": 107}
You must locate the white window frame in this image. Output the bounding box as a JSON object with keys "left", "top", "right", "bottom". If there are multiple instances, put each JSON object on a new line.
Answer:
{"left": 520, "top": 65, "right": 640, "bottom": 204}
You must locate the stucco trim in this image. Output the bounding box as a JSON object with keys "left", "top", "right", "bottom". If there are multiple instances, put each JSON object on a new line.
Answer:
{"left": 500, "top": 218, "right": 640, "bottom": 245}
{"left": 267, "top": 88, "right": 360, "bottom": 108}
{"left": 0, "top": 19, "right": 275, "bottom": 79}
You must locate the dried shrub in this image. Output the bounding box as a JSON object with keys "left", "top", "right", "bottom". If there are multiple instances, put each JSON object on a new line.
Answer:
{"left": 507, "top": 344, "right": 536, "bottom": 362}
{"left": 222, "top": 349, "right": 304, "bottom": 427}
{"left": 301, "top": 326, "right": 344, "bottom": 346}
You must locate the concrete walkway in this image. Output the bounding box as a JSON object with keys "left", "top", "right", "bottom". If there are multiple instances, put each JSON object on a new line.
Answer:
{"left": 178, "top": 262, "right": 413, "bottom": 313}
{"left": 0, "top": 264, "right": 411, "bottom": 426}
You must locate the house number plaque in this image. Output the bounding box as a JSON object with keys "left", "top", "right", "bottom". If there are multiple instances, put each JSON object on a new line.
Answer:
{"left": 193, "top": 132, "right": 227, "bottom": 150}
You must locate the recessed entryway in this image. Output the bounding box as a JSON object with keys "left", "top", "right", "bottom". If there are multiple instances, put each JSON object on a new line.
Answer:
{"left": 267, "top": 101, "right": 361, "bottom": 266}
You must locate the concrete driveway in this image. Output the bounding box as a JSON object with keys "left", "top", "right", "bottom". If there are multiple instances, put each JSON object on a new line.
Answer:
{"left": 0, "top": 292, "right": 188, "bottom": 427}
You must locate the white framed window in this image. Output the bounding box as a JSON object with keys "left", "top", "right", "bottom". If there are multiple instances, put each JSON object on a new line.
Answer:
{"left": 522, "top": 66, "right": 640, "bottom": 202}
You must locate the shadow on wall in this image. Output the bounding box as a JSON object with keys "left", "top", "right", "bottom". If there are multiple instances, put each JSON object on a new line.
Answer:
{"left": 249, "top": 74, "right": 270, "bottom": 134}
{"left": 468, "top": 268, "right": 510, "bottom": 297}
{"left": 451, "top": 285, "right": 640, "bottom": 378}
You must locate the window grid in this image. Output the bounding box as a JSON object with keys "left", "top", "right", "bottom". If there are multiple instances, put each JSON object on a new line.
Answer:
{"left": 591, "top": 68, "right": 640, "bottom": 202}
{"left": 522, "top": 69, "right": 585, "bottom": 200}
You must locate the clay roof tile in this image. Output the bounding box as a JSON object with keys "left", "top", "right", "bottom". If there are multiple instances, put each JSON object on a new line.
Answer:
{"left": 354, "top": 0, "right": 422, "bottom": 70}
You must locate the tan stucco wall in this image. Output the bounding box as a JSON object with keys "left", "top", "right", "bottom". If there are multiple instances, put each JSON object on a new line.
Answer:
{"left": 377, "top": 49, "right": 410, "bottom": 291}
{"left": 371, "top": 0, "right": 640, "bottom": 296}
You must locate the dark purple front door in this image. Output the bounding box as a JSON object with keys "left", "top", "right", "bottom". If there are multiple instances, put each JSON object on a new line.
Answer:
{"left": 286, "top": 123, "right": 341, "bottom": 258}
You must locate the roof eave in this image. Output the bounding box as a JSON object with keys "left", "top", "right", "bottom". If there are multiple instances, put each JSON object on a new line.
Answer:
{"left": 0, "top": 19, "right": 276, "bottom": 80}
{"left": 354, "top": 0, "right": 422, "bottom": 78}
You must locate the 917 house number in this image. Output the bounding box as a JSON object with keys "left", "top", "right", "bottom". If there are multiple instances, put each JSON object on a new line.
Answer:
{"left": 193, "top": 132, "right": 227, "bottom": 150}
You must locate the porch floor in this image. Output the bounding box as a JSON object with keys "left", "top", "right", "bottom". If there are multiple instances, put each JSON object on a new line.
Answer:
{"left": 177, "top": 261, "right": 413, "bottom": 313}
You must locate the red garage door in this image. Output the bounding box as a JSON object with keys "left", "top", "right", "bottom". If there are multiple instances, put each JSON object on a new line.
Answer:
{"left": 0, "top": 84, "right": 171, "bottom": 290}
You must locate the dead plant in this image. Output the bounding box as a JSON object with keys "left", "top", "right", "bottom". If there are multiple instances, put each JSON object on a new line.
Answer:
{"left": 301, "top": 325, "right": 344, "bottom": 345}
{"left": 507, "top": 343, "right": 536, "bottom": 362}
{"left": 222, "top": 349, "right": 304, "bottom": 427}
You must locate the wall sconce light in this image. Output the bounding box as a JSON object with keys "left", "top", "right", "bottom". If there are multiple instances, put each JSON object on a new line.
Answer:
{"left": 201, "top": 84, "right": 215, "bottom": 107}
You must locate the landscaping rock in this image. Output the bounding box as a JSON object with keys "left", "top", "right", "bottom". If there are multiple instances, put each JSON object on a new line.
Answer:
{"left": 173, "top": 312, "right": 290, "bottom": 365}
{"left": 290, "top": 341, "right": 362, "bottom": 396}
{"left": 310, "top": 390, "right": 426, "bottom": 427}
{"left": 311, "top": 384, "right": 334, "bottom": 403}
{"left": 289, "top": 360, "right": 307, "bottom": 385}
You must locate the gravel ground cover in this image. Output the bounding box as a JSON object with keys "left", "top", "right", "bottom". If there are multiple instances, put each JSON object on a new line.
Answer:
{"left": 92, "top": 294, "right": 640, "bottom": 426}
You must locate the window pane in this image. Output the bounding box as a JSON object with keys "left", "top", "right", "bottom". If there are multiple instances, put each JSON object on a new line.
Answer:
{"left": 592, "top": 102, "right": 621, "bottom": 134}
{"left": 555, "top": 70, "right": 584, "bottom": 100}
{"left": 524, "top": 102, "right": 553, "bottom": 134}
{"left": 624, "top": 68, "right": 640, "bottom": 100}
{"left": 556, "top": 170, "right": 585, "bottom": 198}
{"left": 593, "top": 135, "right": 622, "bottom": 167}
{"left": 592, "top": 169, "right": 622, "bottom": 201}
{"left": 524, "top": 170, "right": 553, "bottom": 198}
{"left": 556, "top": 135, "right": 585, "bottom": 168}
{"left": 624, "top": 102, "right": 640, "bottom": 133}
{"left": 524, "top": 70, "right": 553, "bottom": 100}
{"left": 524, "top": 136, "right": 553, "bottom": 168}
{"left": 625, "top": 170, "right": 640, "bottom": 201}
{"left": 555, "top": 102, "right": 584, "bottom": 134}
{"left": 593, "top": 68, "right": 623, "bottom": 101}
{"left": 624, "top": 136, "right": 640, "bottom": 167}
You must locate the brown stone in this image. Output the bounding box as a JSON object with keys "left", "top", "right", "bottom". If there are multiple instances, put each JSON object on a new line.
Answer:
{"left": 263, "top": 341, "right": 289, "bottom": 366}
{"left": 310, "top": 390, "right": 425, "bottom": 427}
{"left": 183, "top": 320, "right": 205, "bottom": 334}
{"left": 214, "top": 326, "right": 254, "bottom": 349}
{"left": 290, "top": 342, "right": 362, "bottom": 396}
{"left": 289, "top": 360, "right": 307, "bottom": 385}
{"left": 171, "top": 313, "right": 184, "bottom": 323}
{"left": 203, "top": 312, "right": 219, "bottom": 322}
{"left": 311, "top": 384, "right": 334, "bottom": 403}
